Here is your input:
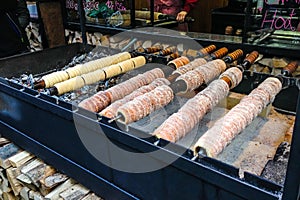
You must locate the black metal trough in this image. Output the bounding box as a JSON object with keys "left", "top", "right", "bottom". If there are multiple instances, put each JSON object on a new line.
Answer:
{"left": 0, "top": 43, "right": 299, "bottom": 200}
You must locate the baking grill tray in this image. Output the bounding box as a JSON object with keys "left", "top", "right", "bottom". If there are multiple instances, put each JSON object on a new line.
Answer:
{"left": 0, "top": 43, "right": 298, "bottom": 200}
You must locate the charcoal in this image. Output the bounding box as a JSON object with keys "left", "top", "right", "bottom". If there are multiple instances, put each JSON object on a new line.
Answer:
{"left": 261, "top": 142, "right": 290, "bottom": 185}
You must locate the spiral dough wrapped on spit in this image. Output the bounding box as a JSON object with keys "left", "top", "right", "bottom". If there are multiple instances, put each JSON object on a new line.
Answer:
{"left": 116, "top": 85, "right": 174, "bottom": 124}
{"left": 193, "top": 77, "right": 282, "bottom": 158}
{"left": 153, "top": 79, "right": 229, "bottom": 142}
{"left": 176, "top": 59, "right": 226, "bottom": 93}
{"left": 54, "top": 56, "right": 146, "bottom": 95}
{"left": 172, "top": 58, "right": 207, "bottom": 76}
{"left": 219, "top": 67, "right": 243, "bottom": 89}
{"left": 42, "top": 52, "right": 131, "bottom": 88}
{"left": 167, "top": 56, "right": 190, "bottom": 69}
{"left": 152, "top": 67, "right": 243, "bottom": 143}
{"left": 78, "top": 68, "right": 165, "bottom": 112}
{"left": 100, "top": 78, "right": 170, "bottom": 118}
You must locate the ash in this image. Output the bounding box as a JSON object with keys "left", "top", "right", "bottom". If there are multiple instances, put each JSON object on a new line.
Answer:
{"left": 261, "top": 142, "right": 290, "bottom": 185}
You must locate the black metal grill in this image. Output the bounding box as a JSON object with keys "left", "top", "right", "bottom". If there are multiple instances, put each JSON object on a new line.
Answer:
{"left": 0, "top": 42, "right": 299, "bottom": 200}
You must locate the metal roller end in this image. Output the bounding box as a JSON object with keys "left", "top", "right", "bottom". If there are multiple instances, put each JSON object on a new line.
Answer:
{"left": 108, "top": 115, "right": 122, "bottom": 123}
{"left": 237, "top": 65, "right": 245, "bottom": 73}
{"left": 97, "top": 115, "right": 102, "bottom": 122}
{"left": 281, "top": 70, "right": 289, "bottom": 77}
{"left": 154, "top": 139, "right": 160, "bottom": 146}
{"left": 191, "top": 154, "right": 199, "bottom": 161}
{"left": 161, "top": 66, "right": 174, "bottom": 78}
{"left": 167, "top": 73, "right": 180, "bottom": 83}
{"left": 144, "top": 54, "right": 151, "bottom": 63}
{"left": 33, "top": 80, "right": 45, "bottom": 90}
{"left": 197, "top": 149, "right": 207, "bottom": 158}
{"left": 296, "top": 79, "right": 300, "bottom": 90}
{"left": 276, "top": 74, "right": 295, "bottom": 89}
{"left": 49, "top": 87, "right": 58, "bottom": 96}
{"left": 170, "top": 80, "right": 187, "bottom": 94}
{"left": 275, "top": 74, "right": 284, "bottom": 83}
{"left": 129, "top": 51, "right": 138, "bottom": 58}
{"left": 192, "top": 148, "right": 207, "bottom": 161}
{"left": 281, "top": 61, "right": 298, "bottom": 77}
{"left": 195, "top": 146, "right": 208, "bottom": 157}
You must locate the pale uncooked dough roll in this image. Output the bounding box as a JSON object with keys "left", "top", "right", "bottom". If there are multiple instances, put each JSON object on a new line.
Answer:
{"left": 42, "top": 52, "right": 131, "bottom": 88}
{"left": 113, "top": 52, "right": 131, "bottom": 64}
{"left": 154, "top": 12, "right": 162, "bottom": 20}
{"left": 104, "top": 64, "right": 122, "bottom": 78}
{"left": 55, "top": 57, "right": 139, "bottom": 95}
{"left": 119, "top": 60, "right": 135, "bottom": 72}
{"left": 131, "top": 56, "right": 146, "bottom": 68}
{"left": 82, "top": 60, "right": 98, "bottom": 73}
{"left": 76, "top": 64, "right": 91, "bottom": 76}
{"left": 65, "top": 65, "right": 83, "bottom": 78}
{"left": 55, "top": 76, "right": 85, "bottom": 95}
{"left": 81, "top": 70, "right": 106, "bottom": 85}
{"left": 43, "top": 71, "right": 70, "bottom": 88}
{"left": 134, "top": 10, "right": 162, "bottom": 20}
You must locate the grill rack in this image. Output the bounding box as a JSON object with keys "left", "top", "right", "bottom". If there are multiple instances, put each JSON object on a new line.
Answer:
{"left": 0, "top": 43, "right": 299, "bottom": 200}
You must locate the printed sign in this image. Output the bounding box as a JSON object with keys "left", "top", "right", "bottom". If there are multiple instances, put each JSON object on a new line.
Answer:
{"left": 65, "top": 0, "right": 129, "bottom": 26}
{"left": 259, "top": 0, "right": 300, "bottom": 31}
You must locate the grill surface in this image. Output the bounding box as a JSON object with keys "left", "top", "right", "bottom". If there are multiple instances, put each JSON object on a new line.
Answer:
{"left": 0, "top": 43, "right": 299, "bottom": 200}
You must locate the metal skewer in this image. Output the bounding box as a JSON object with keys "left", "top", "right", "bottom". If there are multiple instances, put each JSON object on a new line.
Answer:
{"left": 108, "top": 115, "right": 122, "bottom": 123}
{"left": 154, "top": 139, "right": 160, "bottom": 146}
